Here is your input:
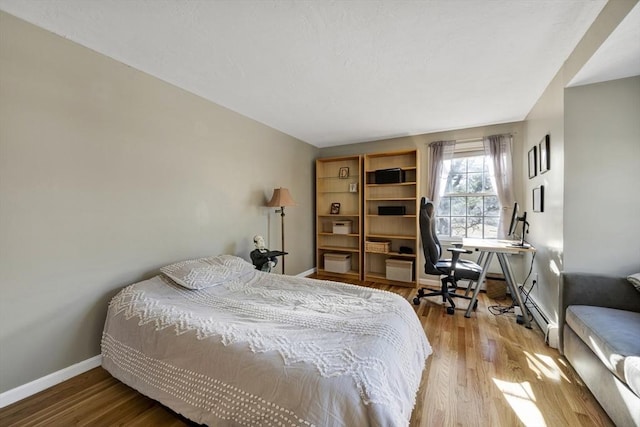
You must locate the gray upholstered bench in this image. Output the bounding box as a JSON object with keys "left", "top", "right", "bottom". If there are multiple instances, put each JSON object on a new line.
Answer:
{"left": 560, "top": 272, "right": 640, "bottom": 427}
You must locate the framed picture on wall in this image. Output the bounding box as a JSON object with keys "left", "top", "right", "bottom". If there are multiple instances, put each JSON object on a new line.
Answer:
{"left": 533, "top": 185, "right": 544, "bottom": 212}
{"left": 330, "top": 202, "right": 341, "bottom": 214}
{"left": 528, "top": 146, "right": 537, "bottom": 179}
{"left": 338, "top": 167, "right": 349, "bottom": 179}
{"left": 539, "top": 134, "right": 550, "bottom": 174}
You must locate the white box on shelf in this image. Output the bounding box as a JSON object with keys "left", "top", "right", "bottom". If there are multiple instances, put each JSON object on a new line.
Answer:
{"left": 385, "top": 259, "right": 413, "bottom": 282}
{"left": 324, "top": 253, "right": 351, "bottom": 273}
{"left": 332, "top": 220, "right": 352, "bottom": 234}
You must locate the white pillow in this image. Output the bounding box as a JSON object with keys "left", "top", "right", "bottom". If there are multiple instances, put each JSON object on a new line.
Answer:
{"left": 161, "top": 256, "right": 253, "bottom": 290}
{"left": 206, "top": 254, "right": 255, "bottom": 273}
{"left": 628, "top": 273, "right": 640, "bottom": 293}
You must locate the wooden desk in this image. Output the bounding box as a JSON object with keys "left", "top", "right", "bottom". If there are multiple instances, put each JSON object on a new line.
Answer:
{"left": 462, "top": 238, "right": 536, "bottom": 328}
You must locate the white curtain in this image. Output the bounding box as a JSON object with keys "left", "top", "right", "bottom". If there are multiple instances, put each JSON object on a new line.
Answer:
{"left": 426, "top": 140, "right": 456, "bottom": 209}
{"left": 483, "top": 134, "right": 515, "bottom": 238}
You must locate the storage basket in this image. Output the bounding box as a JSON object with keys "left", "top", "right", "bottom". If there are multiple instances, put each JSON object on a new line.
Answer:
{"left": 485, "top": 274, "right": 507, "bottom": 299}
{"left": 365, "top": 241, "right": 391, "bottom": 253}
{"left": 324, "top": 253, "right": 351, "bottom": 274}
{"left": 385, "top": 259, "right": 413, "bottom": 282}
{"left": 332, "top": 220, "right": 352, "bottom": 235}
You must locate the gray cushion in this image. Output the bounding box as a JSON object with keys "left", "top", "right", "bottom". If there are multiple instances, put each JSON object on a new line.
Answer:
{"left": 566, "top": 305, "right": 640, "bottom": 397}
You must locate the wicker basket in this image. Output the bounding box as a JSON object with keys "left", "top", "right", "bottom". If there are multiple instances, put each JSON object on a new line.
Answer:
{"left": 486, "top": 274, "right": 507, "bottom": 299}
{"left": 365, "top": 241, "right": 391, "bottom": 253}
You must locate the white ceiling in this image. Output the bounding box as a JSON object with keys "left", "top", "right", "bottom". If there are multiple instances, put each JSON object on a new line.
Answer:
{"left": 568, "top": 1, "right": 640, "bottom": 87}
{"left": 2, "top": 0, "right": 635, "bottom": 148}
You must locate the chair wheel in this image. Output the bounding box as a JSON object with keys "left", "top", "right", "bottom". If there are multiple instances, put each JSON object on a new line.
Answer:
{"left": 417, "top": 289, "right": 425, "bottom": 297}
{"left": 446, "top": 307, "right": 455, "bottom": 315}
{"left": 413, "top": 297, "right": 421, "bottom": 305}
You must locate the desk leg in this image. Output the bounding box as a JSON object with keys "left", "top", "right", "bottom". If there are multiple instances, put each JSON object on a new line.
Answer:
{"left": 465, "top": 251, "right": 492, "bottom": 318}
{"left": 496, "top": 253, "right": 532, "bottom": 329}
{"left": 464, "top": 252, "right": 487, "bottom": 297}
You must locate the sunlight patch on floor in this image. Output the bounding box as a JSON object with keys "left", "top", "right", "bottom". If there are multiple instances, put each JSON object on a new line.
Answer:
{"left": 493, "top": 378, "right": 547, "bottom": 427}
{"left": 524, "top": 351, "right": 570, "bottom": 382}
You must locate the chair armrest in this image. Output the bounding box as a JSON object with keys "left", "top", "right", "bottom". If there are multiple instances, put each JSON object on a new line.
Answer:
{"left": 558, "top": 272, "right": 640, "bottom": 353}
{"left": 446, "top": 247, "right": 472, "bottom": 255}
{"left": 446, "top": 247, "right": 473, "bottom": 269}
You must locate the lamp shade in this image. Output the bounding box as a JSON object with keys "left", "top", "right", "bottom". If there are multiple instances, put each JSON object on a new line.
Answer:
{"left": 266, "top": 188, "right": 296, "bottom": 207}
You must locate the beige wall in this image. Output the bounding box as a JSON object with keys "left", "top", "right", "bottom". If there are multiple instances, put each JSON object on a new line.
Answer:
{"left": 525, "top": 74, "right": 640, "bottom": 326}
{"left": 0, "top": 12, "right": 318, "bottom": 393}
{"left": 320, "top": 122, "right": 526, "bottom": 206}
{"left": 319, "top": 122, "right": 526, "bottom": 280}
{"left": 564, "top": 76, "right": 640, "bottom": 273}
{"left": 522, "top": 0, "right": 639, "bottom": 327}
{"left": 523, "top": 71, "right": 566, "bottom": 323}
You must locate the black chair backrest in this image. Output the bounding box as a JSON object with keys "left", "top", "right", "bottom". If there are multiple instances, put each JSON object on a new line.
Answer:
{"left": 420, "top": 197, "right": 442, "bottom": 275}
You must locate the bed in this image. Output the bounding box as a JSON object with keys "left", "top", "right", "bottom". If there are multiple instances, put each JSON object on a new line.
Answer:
{"left": 101, "top": 255, "right": 432, "bottom": 426}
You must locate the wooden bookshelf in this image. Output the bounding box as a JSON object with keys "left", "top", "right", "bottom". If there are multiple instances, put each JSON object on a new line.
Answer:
{"left": 315, "top": 155, "right": 363, "bottom": 280}
{"left": 364, "top": 150, "right": 419, "bottom": 287}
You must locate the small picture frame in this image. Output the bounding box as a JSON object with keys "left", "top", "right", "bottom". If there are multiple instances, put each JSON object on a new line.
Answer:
{"left": 533, "top": 185, "right": 544, "bottom": 212}
{"left": 528, "top": 146, "right": 537, "bottom": 179}
{"left": 349, "top": 183, "right": 358, "bottom": 193}
{"left": 338, "top": 167, "right": 349, "bottom": 179}
{"left": 330, "top": 202, "right": 341, "bottom": 214}
{"left": 539, "top": 134, "right": 550, "bottom": 174}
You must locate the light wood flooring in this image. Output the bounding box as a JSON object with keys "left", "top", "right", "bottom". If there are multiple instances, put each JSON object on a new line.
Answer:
{"left": 0, "top": 276, "right": 613, "bottom": 426}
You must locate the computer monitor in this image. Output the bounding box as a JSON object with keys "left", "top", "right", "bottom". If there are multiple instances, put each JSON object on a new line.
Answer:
{"left": 508, "top": 202, "right": 529, "bottom": 246}
{"left": 508, "top": 202, "right": 520, "bottom": 236}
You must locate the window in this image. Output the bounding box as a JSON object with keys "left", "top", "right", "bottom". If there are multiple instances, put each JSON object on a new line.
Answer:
{"left": 436, "top": 151, "right": 500, "bottom": 239}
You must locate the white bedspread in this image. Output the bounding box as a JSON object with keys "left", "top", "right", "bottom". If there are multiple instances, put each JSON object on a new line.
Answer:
{"left": 102, "top": 270, "right": 431, "bottom": 426}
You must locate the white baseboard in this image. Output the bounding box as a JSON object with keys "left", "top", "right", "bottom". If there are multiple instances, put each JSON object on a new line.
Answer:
{"left": 419, "top": 277, "right": 480, "bottom": 290}
{"left": 418, "top": 277, "right": 440, "bottom": 287}
{"left": 0, "top": 265, "right": 361, "bottom": 410}
{"left": 0, "top": 355, "right": 102, "bottom": 408}
{"left": 297, "top": 267, "right": 316, "bottom": 277}
{"left": 0, "top": 269, "right": 510, "bottom": 409}
{"left": 519, "top": 290, "right": 558, "bottom": 349}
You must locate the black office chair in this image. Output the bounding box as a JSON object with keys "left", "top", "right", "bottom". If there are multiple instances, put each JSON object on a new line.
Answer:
{"left": 413, "top": 197, "right": 482, "bottom": 315}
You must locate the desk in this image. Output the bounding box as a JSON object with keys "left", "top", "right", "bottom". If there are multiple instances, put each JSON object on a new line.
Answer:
{"left": 462, "top": 238, "right": 536, "bottom": 328}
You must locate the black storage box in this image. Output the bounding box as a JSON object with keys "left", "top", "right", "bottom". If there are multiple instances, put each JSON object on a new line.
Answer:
{"left": 378, "top": 206, "right": 406, "bottom": 215}
{"left": 374, "top": 168, "right": 405, "bottom": 184}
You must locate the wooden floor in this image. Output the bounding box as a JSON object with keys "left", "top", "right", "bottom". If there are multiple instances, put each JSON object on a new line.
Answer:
{"left": 0, "top": 276, "right": 613, "bottom": 427}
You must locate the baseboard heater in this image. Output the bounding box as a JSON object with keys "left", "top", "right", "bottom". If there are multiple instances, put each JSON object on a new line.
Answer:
{"left": 518, "top": 288, "right": 558, "bottom": 348}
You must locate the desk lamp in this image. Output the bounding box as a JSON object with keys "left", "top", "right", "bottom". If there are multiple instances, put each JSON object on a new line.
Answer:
{"left": 266, "top": 187, "right": 296, "bottom": 274}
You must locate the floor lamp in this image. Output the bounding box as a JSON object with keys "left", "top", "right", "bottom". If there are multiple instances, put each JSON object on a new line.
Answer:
{"left": 266, "top": 187, "right": 296, "bottom": 274}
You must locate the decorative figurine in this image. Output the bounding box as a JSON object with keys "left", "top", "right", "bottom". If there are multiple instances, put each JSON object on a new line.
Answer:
{"left": 250, "top": 235, "right": 286, "bottom": 272}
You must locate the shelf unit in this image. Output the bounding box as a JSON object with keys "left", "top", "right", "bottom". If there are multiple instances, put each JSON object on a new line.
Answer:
{"left": 364, "top": 150, "right": 419, "bottom": 287}
{"left": 316, "top": 155, "right": 362, "bottom": 280}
